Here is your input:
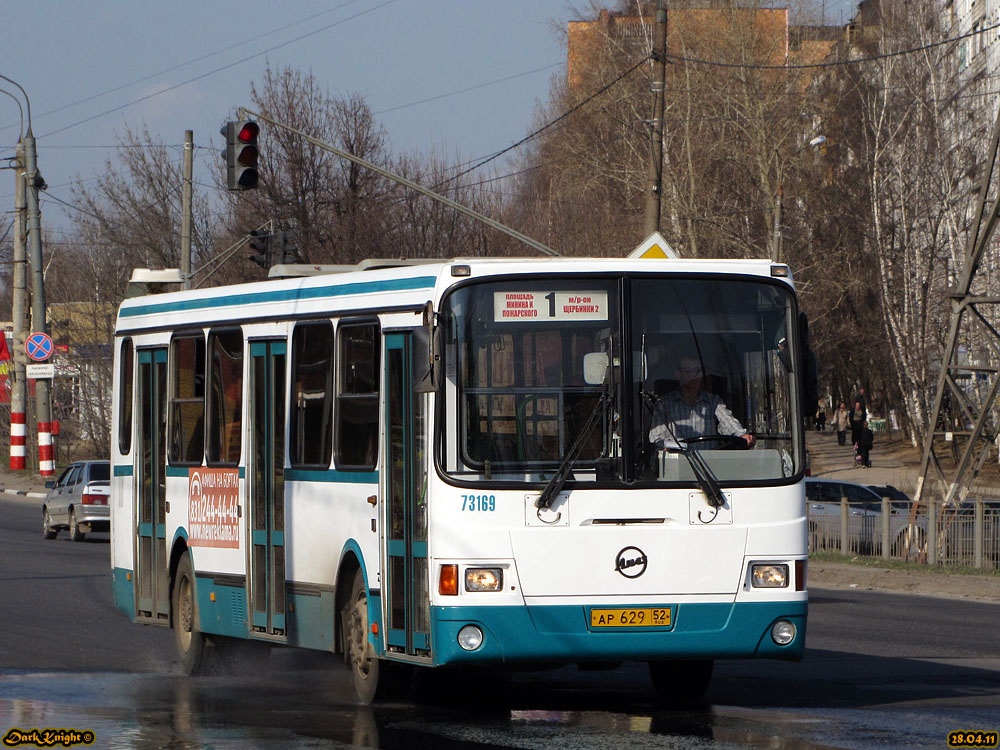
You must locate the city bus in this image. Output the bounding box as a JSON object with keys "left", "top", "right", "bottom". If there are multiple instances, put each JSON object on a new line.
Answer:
{"left": 110, "top": 256, "right": 810, "bottom": 703}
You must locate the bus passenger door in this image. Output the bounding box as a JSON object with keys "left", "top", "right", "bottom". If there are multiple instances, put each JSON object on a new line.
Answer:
{"left": 384, "top": 333, "right": 431, "bottom": 658}
{"left": 136, "top": 348, "right": 169, "bottom": 623}
{"left": 248, "top": 340, "right": 287, "bottom": 638}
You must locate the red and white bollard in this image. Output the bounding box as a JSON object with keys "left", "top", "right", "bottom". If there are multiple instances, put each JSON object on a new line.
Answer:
{"left": 9, "top": 412, "right": 25, "bottom": 471}
{"left": 38, "top": 421, "right": 54, "bottom": 475}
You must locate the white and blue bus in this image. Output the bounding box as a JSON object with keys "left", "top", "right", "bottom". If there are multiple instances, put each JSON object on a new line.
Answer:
{"left": 111, "top": 256, "right": 810, "bottom": 702}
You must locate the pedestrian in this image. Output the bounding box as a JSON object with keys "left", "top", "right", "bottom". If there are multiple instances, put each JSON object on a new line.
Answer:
{"left": 833, "top": 402, "right": 849, "bottom": 446}
{"left": 857, "top": 420, "right": 874, "bottom": 468}
{"left": 849, "top": 400, "right": 867, "bottom": 446}
{"left": 814, "top": 401, "right": 826, "bottom": 431}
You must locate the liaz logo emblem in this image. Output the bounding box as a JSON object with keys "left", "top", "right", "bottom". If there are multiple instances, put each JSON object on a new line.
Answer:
{"left": 614, "top": 546, "right": 648, "bottom": 578}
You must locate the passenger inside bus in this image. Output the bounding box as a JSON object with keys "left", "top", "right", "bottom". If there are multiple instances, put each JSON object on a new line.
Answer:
{"left": 649, "top": 354, "right": 755, "bottom": 450}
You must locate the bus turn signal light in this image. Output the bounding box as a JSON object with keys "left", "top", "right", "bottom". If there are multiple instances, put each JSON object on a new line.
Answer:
{"left": 439, "top": 564, "right": 458, "bottom": 595}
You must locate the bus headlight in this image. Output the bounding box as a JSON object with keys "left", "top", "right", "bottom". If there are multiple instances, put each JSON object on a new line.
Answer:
{"left": 465, "top": 567, "right": 503, "bottom": 592}
{"left": 751, "top": 563, "right": 789, "bottom": 588}
{"left": 457, "top": 625, "right": 484, "bottom": 651}
{"left": 771, "top": 620, "right": 796, "bottom": 645}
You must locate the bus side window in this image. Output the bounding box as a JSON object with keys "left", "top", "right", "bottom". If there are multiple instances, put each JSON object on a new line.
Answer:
{"left": 335, "top": 321, "right": 379, "bottom": 470}
{"left": 290, "top": 321, "right": 335, "bottom": 468}
{"left": 118, "top": 338, "right": 133, "bottom": 455}
{"left": 169, "top": 334, "right": 205, "bottom": 465}
{"left": 206, "top": 329, "right": 243, "bottom": 466}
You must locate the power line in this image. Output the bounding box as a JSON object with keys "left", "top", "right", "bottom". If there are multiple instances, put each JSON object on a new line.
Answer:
{"left": 435, "top": 55, "right": 651, "bottom": 188}
{"left": 0, "top": 1, "right": 369, "bottom": 137}
{"left": 375, "top": 63, "right": 564, "bottom": 115}
{"left": 36, "top": 0, "right": 399, "bottom": 141}
{"left": 665, "top": 21, "right": 1000, "bottom": 70}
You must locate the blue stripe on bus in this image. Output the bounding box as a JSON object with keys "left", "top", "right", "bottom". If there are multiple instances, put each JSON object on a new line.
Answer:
{"left": 155, "top": 466, "right": 372, "bottom": 482}
{"left": 285, "top": 469, "right": 379, "bottom": 484}
{"left": 113, "top": 465, "right": 133, "bottom": 477}
{"left": 119, "top": 276, "right": 438, "bottom": 318}
{"left": 428, "top": 600, "right": 807, "bottom": 666}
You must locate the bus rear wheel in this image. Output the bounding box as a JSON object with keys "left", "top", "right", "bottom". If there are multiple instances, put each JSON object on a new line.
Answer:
{"left": 173, "top": 553, "right": 210, "bottom": 675}
{"left": 342, "top": 568, "right": 410, "bottom": 703}
{"left": 648, "top": 659, "right": 714, "bottom": 704}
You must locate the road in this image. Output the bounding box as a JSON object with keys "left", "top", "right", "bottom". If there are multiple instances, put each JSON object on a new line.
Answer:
{"left": 1, "top": 495, "right": 998, "bottom": 749}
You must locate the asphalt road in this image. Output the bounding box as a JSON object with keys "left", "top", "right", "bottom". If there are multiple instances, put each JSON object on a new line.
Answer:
{"left": 2, "top": 495, "right": 998, "bottom": 749}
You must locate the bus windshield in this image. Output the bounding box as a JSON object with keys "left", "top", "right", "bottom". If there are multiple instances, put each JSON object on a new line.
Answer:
{"left": 440, "top": 275, "right": 801, "bottom": 486}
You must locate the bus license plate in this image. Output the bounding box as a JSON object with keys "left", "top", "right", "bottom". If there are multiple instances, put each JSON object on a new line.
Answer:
{"left": 590, "top": 608, "right": 671, "bottom": 628}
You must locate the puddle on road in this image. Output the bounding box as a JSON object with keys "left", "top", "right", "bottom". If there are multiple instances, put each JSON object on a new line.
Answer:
{"left": 0, "top": 670, "right": 979, "bottom": 749}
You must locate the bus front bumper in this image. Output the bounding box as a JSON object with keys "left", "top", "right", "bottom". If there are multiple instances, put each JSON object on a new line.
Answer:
{"left": 430, "top": 600, "right": 807, "bottom": 666}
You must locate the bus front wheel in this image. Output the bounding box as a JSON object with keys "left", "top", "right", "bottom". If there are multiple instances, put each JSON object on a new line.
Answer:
{"left": 648, "top": 659, "right": 714, "bottom": 703}
{"left": 342, "top": 568, "right": 410, "bottom": 703}
{"left": 173, "top": 553, "right": 210, "bottom": 675}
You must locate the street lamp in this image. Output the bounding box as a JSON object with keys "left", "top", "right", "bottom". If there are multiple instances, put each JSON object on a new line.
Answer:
{"left": 0, "top": 74, "right": 53, "bottom": 475}
{"left": 772, "top": 134, "right": 826, "bottom": 263}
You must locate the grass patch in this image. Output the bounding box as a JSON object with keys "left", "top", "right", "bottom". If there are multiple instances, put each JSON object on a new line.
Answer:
{"left": 809, "top": 550, "right": 1000, "bottom": 577}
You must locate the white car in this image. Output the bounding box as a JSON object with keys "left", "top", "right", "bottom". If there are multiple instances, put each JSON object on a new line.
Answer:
{"left": 42, "top": 460, "right": 111, "bottom": 541}
{"left": 806, "top": 478, "right": 925, "bottom": 556}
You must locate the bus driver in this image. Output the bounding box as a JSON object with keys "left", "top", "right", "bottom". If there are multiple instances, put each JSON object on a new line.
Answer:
{"left": 649, "top": 355, "right": 756, "bottom": 450}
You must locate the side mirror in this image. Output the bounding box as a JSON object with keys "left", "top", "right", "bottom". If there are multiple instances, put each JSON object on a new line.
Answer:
{"left": 413, "top": 301, "right": 439, "bottom": 394}
{"left": 583, "top": 352, "right": 609, "bottom": 385}
{"left": 45, "top": 481, "right": 55, "bottom": 489}
{"left": 799, "top": 312, "right": 818, "bottom": 412}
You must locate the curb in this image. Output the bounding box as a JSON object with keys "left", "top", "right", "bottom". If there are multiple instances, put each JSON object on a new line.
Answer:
{"left": 1, "top": 487, "right": 46, "bottom": 499}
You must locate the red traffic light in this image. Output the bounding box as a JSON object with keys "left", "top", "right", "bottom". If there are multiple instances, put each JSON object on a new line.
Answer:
{"left": 237, "top": 122, "right": 259, "bottom": 143}
{"left": 222, "top": 119, "right": 259, "bottom": 191}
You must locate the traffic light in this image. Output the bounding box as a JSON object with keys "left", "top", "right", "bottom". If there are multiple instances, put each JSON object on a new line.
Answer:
{"left": 281, "top": 231, "right": 303, "bottom": 264}
{"left": 221, "top": 120, "right": 259, "bottom": 190}
{"left": 248, "top": 229, "right": 271, "bottom": 267}
{"left": 273, "top": 230, "right": 304, "bottom": 265}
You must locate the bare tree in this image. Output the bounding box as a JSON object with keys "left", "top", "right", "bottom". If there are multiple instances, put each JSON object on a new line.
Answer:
{"left": 219, "top": 64, "right": 397, "bottom": 268}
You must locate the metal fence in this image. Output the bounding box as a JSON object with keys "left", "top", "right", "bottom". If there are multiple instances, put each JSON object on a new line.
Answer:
{"left": 807, "top": 496, "right": 1000, "bottom": 571}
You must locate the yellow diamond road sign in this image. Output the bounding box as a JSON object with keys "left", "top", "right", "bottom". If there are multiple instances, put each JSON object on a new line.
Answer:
{"left": 629, "top": 231, "right": 678, "bottom": 259}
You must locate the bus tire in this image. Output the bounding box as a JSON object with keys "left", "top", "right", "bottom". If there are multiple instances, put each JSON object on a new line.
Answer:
{"left": 173, "top": 553, "right": 210, "bottom": 675}
{"left": 342, "top": 568, "right": 410, "bottom": 703}
{"left": 648, "top": 659, "right": 713, "bottom": 704}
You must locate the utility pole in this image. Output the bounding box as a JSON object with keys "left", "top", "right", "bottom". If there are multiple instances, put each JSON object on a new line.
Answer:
{"left": 1, "top": 75, "right": 51, "bottom": 474}
{"left": 181, "top": 130, "right": 194, "bottom": 290}
{"left": 643, "top": 0, "right": 668, "bottom": 237}
{"left": 22, "top": 127, "right": 53, "bottom": 475}
{"left": 10, "top": 142, "right": 27, "bottom": 470}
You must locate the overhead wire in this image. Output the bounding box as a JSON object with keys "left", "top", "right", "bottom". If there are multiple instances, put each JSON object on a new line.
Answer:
{"left": 664, "top": 20, "right": 1000, "bottom": 70}
{"left": 0, "top": 0, "right": 368, "bottom": 137}
{"left": 35, "top": 0, "right": 399, "bottom": 141}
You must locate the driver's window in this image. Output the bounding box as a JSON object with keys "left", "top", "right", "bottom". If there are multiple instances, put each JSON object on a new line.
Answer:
{"left": 56, "top": 467, "right": 74, "bottom": 488}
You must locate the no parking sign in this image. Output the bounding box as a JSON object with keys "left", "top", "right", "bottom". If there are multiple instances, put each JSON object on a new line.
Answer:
{"left": 25, "top": 332, "right": 54, "bottom": 362}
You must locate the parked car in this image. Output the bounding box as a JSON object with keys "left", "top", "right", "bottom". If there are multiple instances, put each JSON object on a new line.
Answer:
{"left": 867, "top": 484, "right": 914, "bottom": 509}
{"left": 42, "top": 460, "right": 110, "bottom": 541}
{"left": 806, "top": 478, "right": 926, "bottom": 556}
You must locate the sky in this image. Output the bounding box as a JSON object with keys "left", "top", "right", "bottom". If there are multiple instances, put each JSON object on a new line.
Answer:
{"left": 0, "top": 0, "right": 859, "bottom": 236}
{"left": 0, "top": 0, "right": 571, "bottom": 233}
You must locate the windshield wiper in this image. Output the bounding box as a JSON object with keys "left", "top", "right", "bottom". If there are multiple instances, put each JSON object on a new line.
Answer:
{"left": 659, "top": 426, "right": 727, "bottom": 509}
{"left": 679, "top": 444, "right": 727, "bottom": 508}
{"left": 536, "top": 390, "right": 611, "bottom": 510}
